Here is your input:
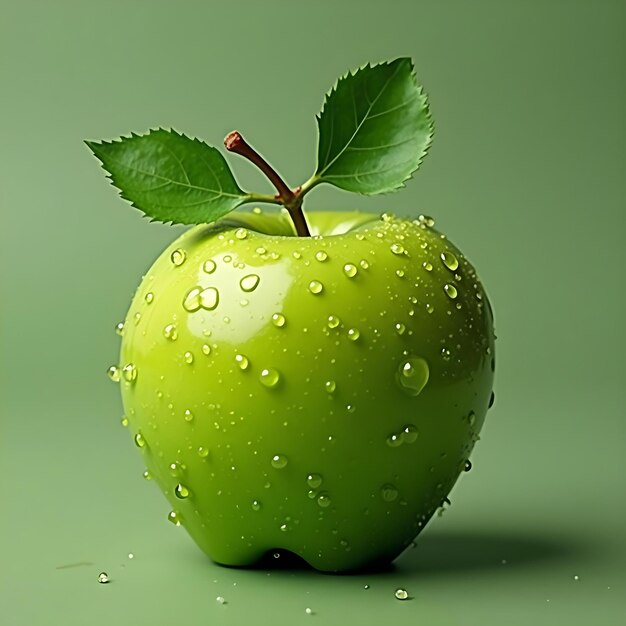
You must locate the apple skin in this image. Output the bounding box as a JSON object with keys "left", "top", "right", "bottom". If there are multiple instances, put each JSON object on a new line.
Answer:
{"left": 116, "top": 210, "right": 495, "bottom": 572}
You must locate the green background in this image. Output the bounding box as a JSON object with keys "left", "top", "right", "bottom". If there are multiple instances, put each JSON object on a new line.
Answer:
{"left": 1, "top": 0, "right": 624, "bottom": 624}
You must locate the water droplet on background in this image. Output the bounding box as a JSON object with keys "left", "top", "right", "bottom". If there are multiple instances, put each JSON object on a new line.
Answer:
{"left": 106, "top": 365, "right": 120, "bottom": 382}
{"left": 115, "top": 322, "right": 125, "bottom": 336}
{"left": 394, "top": 588, "right": 409, "bottom": 600}
{"left": 98, "top": 572, "right": 109, "bottom": 584}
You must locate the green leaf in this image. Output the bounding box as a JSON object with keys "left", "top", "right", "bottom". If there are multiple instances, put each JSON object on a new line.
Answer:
{"left": 86, "top": 129, "right": 248, "bottom": 225}
{"left": 314, "top": 58, "right": 433, "bottom": 195}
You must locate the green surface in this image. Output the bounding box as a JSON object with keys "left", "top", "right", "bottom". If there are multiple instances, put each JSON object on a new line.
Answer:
{"left": 1, "top": 1, "right": 624, "bottom": 624}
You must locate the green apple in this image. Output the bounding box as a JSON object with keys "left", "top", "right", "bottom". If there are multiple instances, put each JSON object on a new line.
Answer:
{"left": 89, "top": 57, "right": 496, "bottom": 572}
{"left": 112, "top": 209, "right": 494, "bottom": 572}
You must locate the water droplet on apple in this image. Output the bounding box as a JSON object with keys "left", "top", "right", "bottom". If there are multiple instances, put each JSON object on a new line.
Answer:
{"left": 240, "top": 274, "right": 260, "bottom": 292}
{"left": 324, "top": 380, "right": 336, "bottom": 393}
{"left": 394, "top": 588, "right": 409, "bottom": 600}
{"left": 444, "top": 283, "right": 458, "bottom": 299}
{"left": 143, "top": 470, "right": 152, "bottom": 480}
{"left": 168, "top": 510, "right": 182, "bottom": 526}
{"left": 397, "top": 357, "right": 429, "bottom": 396}
{"left": 115, "top": 321, "right": 125, "bottom": 336}
{"left": 422, "top": 261, "right": 433, "bottom": 272}
{"left": 121, "top": 416, "right": 129, "bottom": 427}
{"left": 133, "top": 312, "right": 141, "bottom": 326}
{"left": 203, "top": 259, "right": 217, "bottom": 274}
{"left": 107, "top": 365, "right": 120, "bottom": 382}
{"left": 169, "top": 461, "right": 183, "bottom": 477}
{"left": 271, "top": 313, "right": 286, "bottom": 327}
{"left": 184, "top": 409, "right": 194, "bottom": 422}
{"left": 418, "top": 214, "right": 435, "bottom": 227}
{"left": 184, "top": 351, "right": 194, "bottom": 364}
{"left": 426, "top": 303, "right": 434, "bottom": 314}
{"left": 359, "top": 259, "right": 370, "bottom": 270}
{"left": 396, "top": 269, "right": 405, "bottom": 278}
{"left": 441, "top": 347, "right": 451, "bottom": 361}
{"left": 134, "top": 432, "right": 146, "bottom": 448}
{"left": 381, "top": 484, "right": 399, "bottom": 502}
{"left": 315, "top": 250, "right": 328, "bottom": 262}
{"left": 251, "top": 500, "right": 262, "bottom": 511}
{"left": 98, "top": 572, "right": 109, "bottom": 584}
{"left": 200, "top": 287, "right": 219, "bottom": 310}
{"left": 292, "top": 250, "right": 302, "bottom": 259}
{"left": 308, "top": 280, "right": 324, "bottom": 295}
{"left": 386, "top": 433, "right": 402, "bottom": 448}
{"left": 174, "top": 483, "right": 190, "bottom": 499}
{"left": 235, "top": 354, "right": 249, "bottom": 370}
{"left": 144, "top": 292, "right": 154, "bottom": 304}
{"left": 271, "top": 454, "right": 288, "bottom": 469}
{"left": 343, "top": 263, "right": 358, "bottom": 278}
{"left": 390, "top": 243, "right": 405, "bottom": 256}
{"left": 489, "top": 391, "right": 495, "bottom": 408}
{"left": 464, "top": 460, "right": 472, "bottom": 472}
{"left": 347, "top": 328, "right": 360, "bottom": 341}
{"left": 260, "top": 368, "right": 280, "bottom": 388}
{"left": 163, "top": 323, "right": 178, "bottom": 341}
{"left": 441, "top": 251, "right": 459, "bottom": 271}
{"left": 198, "top": 446, "right": 209, "bottom": 458}
{"left": 223, "top": 255, "right": 232, "bottom": 263}
{"left": 307, "top": 489, "right": 317, "bottom": 499}
{"left": 256, "top": 246, "right": 267, "bottom": 255}
{"left": 317, "top": 492, "right": 332, "bottom": 508}
{"left": 395, "top": 322, "right": 406, "bottom": 336}
{"left": 327, "top": 315, "right": 341, "bottom": 329}
{"left": 346, "top": 404, "right": 356, "bottom": 413}
{"left": 235, "top": 227, "right": 248, "bottom": 240}
{"left": 402, "top": 424, "right": 419, "bottom": 443}
{"left": 183, "top": 287, "right": 202, "bottom": 312}
{"left": 468, "top": 411, "right": 476, "bottom": 426}
{"left": 307, "top": 473, "right": 323, "bottom": 488}
{"left": 170, "top": 249, "right": 186, "bottom": 266}
{"left": 122, "top": 363, "right": 137, "bottom": 383}
{"left": 202, "top": 344, "right": 212, "bottom": 356}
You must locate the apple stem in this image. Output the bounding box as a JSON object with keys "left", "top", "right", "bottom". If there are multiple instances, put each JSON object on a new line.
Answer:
{"left": 224, "top": 131, "right": 311, "bottom": 237}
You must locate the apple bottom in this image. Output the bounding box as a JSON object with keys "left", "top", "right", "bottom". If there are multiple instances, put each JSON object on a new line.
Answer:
{"left": 180, "top": 498, "right": 443, "bottom": 573}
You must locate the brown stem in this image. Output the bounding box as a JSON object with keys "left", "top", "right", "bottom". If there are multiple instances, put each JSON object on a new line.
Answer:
{"left": 224, "top": 131, "right": 311, "bottom": 237}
